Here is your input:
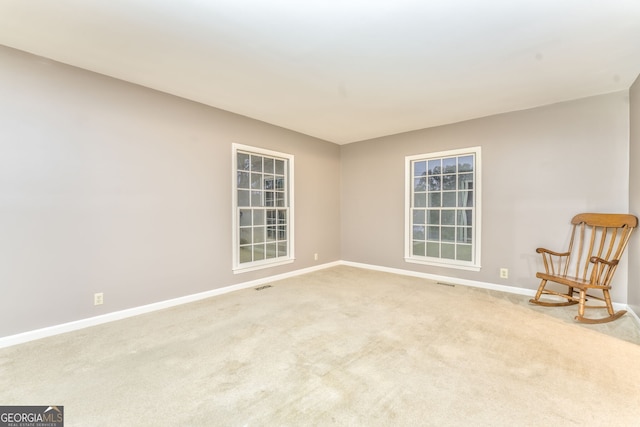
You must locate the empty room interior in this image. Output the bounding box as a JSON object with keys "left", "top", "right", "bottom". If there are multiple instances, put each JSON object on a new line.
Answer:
{"left": 2, "top": 1, "right": 640, "bottom": 425}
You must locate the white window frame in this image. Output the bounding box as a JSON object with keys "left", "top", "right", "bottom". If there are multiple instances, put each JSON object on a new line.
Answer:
{"left": 232, "top": 143, "right": 295, "bottom": 273}
{"left": 404, "top": 146, "right": 481, "bottom": 271}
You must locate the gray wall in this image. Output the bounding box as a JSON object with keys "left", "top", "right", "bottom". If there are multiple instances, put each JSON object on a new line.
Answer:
{"left": 341, "top": 92, "right": 631, "bottom": 300}
{"left": 0, "top": 46, "right": 341, "bottom": 337}
{"left": 2, "top": 42, "right": 637, "bottom": 339}
{"left": 629, "top": 74, "right": 640, "bottom": 315}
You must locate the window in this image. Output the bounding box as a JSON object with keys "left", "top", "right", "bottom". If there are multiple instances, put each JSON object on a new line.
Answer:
{"left": 233, "top": 144, "right": 294, "bottom": 272}
{"left": 405, "top": 147, "right": 481, "bottom": 271}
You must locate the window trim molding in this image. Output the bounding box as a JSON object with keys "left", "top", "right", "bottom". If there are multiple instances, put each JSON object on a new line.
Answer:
{"left": 232, "top": 143, "right": 295, "bottom": 274}
{"left": 404, "top": 146, "right": 482, "bottom": 271}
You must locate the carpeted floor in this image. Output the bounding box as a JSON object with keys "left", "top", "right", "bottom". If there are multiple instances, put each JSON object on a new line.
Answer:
{"left": 1, "top": 265, "right": 639, "bottom": 426}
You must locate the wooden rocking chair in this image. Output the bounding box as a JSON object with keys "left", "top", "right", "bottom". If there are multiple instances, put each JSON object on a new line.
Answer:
{"left": 529, "top": 213, "right": 637, "bottom": 324}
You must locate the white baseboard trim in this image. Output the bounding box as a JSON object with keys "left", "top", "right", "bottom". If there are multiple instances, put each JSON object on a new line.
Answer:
{"left": 339, "top": 260, "right": 629, "bottom": 312}
{"left": 340, "top": 260, "right": 537, "bottom": 296}
{"left": 2, "top": 259, "right": 635, "bottom": 349}
{"left": 627, "top": 306, "right": 640, "bottom": 325}
{"left": 0, "top": 261, "right": 341, "bottom": 349}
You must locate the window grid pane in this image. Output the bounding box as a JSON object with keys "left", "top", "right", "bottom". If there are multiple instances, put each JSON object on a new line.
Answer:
{"left": 236, "top": 149, "right": 290, "bottom": 266}
{"left": 238, "top": 207, "right": 289, "bottom": 263}
{"left": 410, "top": 153, "right": 476, "bottom": 264}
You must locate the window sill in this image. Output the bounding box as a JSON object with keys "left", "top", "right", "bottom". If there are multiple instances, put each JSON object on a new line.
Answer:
{"left": 233, "top": 258, "right": 295, "bottom": 274}
{"left": 404, "top": 257, "right": 481, "bottom": 272}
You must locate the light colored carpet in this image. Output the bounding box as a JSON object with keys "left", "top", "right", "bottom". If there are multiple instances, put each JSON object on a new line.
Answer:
{"left": 1, "top": 266, "right": 640, "bottom": 426}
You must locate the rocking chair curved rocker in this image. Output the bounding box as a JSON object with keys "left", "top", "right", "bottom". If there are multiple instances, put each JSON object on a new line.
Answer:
{"left": 530, "top": 213, "right": 637, "bottom": 324}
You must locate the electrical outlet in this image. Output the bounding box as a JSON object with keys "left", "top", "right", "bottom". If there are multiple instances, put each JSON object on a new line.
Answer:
{"left": 499, "top": 268, "right": 509, "bottom": 279}
{"left": 94, "top": 292, "right": 104, "bottom": 306}
{"left": 314, "top": 253, "right": 318, "bottom": 261}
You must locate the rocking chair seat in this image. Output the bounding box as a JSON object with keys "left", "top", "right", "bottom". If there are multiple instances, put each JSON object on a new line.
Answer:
{"left": 535, "top": 272, "right": 596, "bottom": 290}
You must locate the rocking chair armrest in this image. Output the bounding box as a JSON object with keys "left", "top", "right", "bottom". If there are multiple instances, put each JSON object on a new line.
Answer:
{"left": 589, "top": 256, "right": 619, "bottom": 267}
{"left": 536, "top": 248, "right": 570, "bottom": 257}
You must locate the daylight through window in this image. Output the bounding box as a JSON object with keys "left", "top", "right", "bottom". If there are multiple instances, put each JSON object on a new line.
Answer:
{"left": 233, "top": 144, "right": 294, "bottom": 272}
{"left": 405, "top": 147, "right": 481, "bottom": 270}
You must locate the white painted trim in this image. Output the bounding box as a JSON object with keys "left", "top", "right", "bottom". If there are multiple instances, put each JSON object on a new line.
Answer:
{"left": 232, "top": 258, "right": 294, "bottom": 274}
{"left": 341, "top": 260, "right": 533, "bottom": 296}
{"left": 3, "top": 259, "right": 634, "bottom": 349}
{"left": 339, "top": 260, "right": 629, "bottom": 312}
{"left": 404, "top": 146, "right": 482, "bottom": 271}
{"left": 627, "top": 306, "right": 640, "bottom": 326}
{"left": 343, "top": 261, "right": 635, "bottom": 320}
{"left": 404, "top": 257, "right": 481, "bottom": 272}
{"left": 231, "top": 143, "right": 295, "bottom": 272}
{"left": 0, "top": 261, "right": 340, "bottom": 349}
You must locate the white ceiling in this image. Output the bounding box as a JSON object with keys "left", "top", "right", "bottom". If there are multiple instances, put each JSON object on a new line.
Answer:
{"left": 1, "top": 0, "right": 639, "bottom": 145}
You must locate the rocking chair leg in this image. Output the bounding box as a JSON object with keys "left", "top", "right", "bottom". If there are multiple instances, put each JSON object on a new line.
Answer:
{"left": 577, "top": 289, "right": 586, "bottom": 318}
{"left": 603, "top": 289, "right": 615, "bottom": 316}
{"left": 532, "top": 279, "right": 546, "bottom": 301}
